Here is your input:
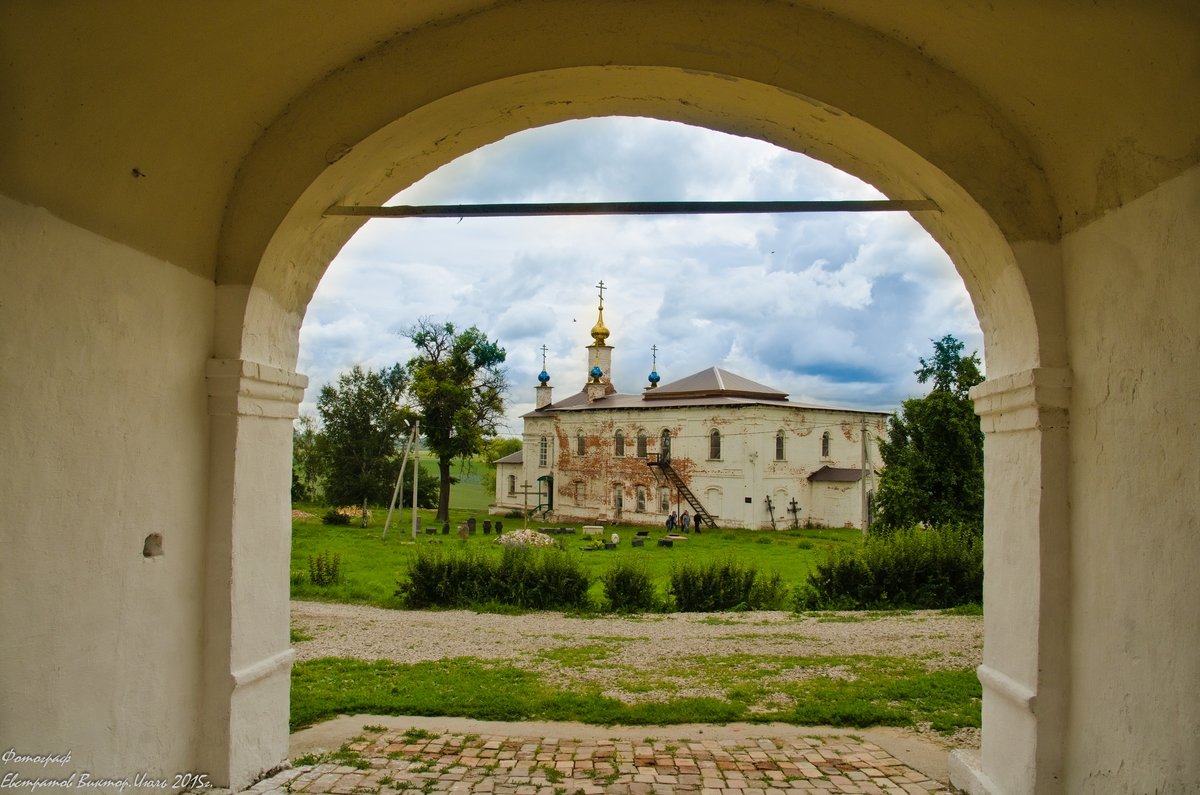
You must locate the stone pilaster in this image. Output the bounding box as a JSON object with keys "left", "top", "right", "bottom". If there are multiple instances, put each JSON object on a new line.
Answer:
{"left": 201, "top": 359, "right": 307, "bottom": 788}
{"left": 950, "top": 367, "right": 1071, "bottom": 795}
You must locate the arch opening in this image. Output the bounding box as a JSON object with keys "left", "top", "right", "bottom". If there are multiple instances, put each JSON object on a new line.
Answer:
{"left": 211, "top": 56, "right": 1068, "bottom": 795}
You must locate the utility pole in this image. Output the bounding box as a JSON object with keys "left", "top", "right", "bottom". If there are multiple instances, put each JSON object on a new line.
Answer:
{"left": 381, "top": 424, "right": 416, "bottom": 540}
{"left": 410, "top": 420, "right": 420, "bottom": 540}
{"left": 860, "top": 415, "right": 869, "bottom": 540}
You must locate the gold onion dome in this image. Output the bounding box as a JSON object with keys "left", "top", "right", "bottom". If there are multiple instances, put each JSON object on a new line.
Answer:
{"left": 590, "top": 305, "right": 610, "bottom": 345}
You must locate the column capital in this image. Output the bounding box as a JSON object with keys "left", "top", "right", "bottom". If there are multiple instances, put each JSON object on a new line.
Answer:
{"left": 206, "top": 358, "right": 308, "bottom": 419}
{"left": 971, "top": 367, "right": 1070, "bottom": 433}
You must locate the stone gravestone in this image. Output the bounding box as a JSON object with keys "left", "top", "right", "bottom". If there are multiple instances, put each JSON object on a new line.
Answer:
{"left": 495, "top": 520, "right": 503, "bottom": 534}
{"left": 467, "top": 517, "right": 476, "bottom": 535}
{"left": 442, "top": 521, "right": 450, "bottom": 535}
{"left": 483, "top": 520, "right": 492, "bottom": 534}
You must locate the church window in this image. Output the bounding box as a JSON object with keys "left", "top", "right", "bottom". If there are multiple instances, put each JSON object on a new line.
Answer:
{"left": 660, "top": 429, "right": 672, "bottom": 463}
{"left": 636, "top": 430, "right": 647, "bottom": 458}
{"left": 709, "top": 429, "right": 722, "bottom": 460}
{"left": 507, "top": 474, "right": 516, "bottom": 495}
{"left": 636, "top": 486, "right": 646, "bottom": 512}
{"left": 660, "top": 487, "right": 670, "bottom": 512}
{"left": 614, "top": 430, "right": 625, "bottom": 456}
{"left": 576, "top": 430, "right": 585, "bottom": 456}
{"left": 539, "top": 435, "right": 548, "bottom": 467}
{"left": 775, "top": 430, "right": 786, "bottom": 461}
{"left": 821, "top": 431, "right": 831, "bottom": 458}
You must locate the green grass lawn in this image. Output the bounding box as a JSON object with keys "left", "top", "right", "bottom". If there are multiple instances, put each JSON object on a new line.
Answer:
{"left": 291, "top": 500, "right": 862, "bottom": 608}
{"left": 289, "top": 654, "right": 980, "bottom": 733}
{"left": 289, "top": 471, "right": 981, "bottom": 739}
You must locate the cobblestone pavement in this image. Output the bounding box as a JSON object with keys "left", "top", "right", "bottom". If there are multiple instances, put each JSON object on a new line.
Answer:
{"left": 229, "top": 727, "right": 957, "bottom": 795}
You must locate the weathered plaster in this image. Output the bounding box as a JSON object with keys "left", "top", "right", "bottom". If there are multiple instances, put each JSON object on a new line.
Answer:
{"left": 1060, "top": 165, "right": 1200, "bottom": 792}
{"left": 0, "top": 194, "right": 214, "bottom": 782}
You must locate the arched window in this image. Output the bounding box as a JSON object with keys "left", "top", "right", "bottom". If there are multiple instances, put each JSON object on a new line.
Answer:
{"left": 507, "top": 474, "right": 516, "bottom": 495}
{"left": 539, "top": 435, "right": 548, "bottom": 467}
{"left": 660, "top": 487, "right": 671, "bottom": 512}
{"left": 709, "top": 429, "right": 722, "bottom": 460}
{"left": 636, "top": 430, "right": 648, "bottom": 458}
{"left": 660, "top": 429, "right": 672, "bottom": 463}
{"left": 775, "top": 430, "right": 786, "bottom": 461}
{"left": 614, "top": 430, "right": 625, "bottom": 456}
{"left": 821, "top": 431, "right": 831, "bottom": 458}
{"left": 576, "top": 430, "right": 585, "bottom": 456}
{"left": 636, "top": 486, "right": 646, "bottom": 512}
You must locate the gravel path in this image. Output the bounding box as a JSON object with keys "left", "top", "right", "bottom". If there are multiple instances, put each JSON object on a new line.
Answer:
{"left": 292, "top": 600, "right": 982, "bottom": 670}
{"left": 291, "top": 600, "right": 982, "bottom": 749}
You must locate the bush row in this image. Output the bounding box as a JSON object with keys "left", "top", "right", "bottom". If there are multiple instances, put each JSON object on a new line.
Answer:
{"left": 396, "top": 551, "right": 789, "bottom": 613}
{"left": 395, "top": 546, "right": 591, "bottom": 610}
{"left": 794, "top": 524, "right": 982, "bottom": 610}
{"left": 669, "top": 559, "right": 788, "bottom": 612}
{"left": 390, "top": 525, "right": 981, "bottom": 613}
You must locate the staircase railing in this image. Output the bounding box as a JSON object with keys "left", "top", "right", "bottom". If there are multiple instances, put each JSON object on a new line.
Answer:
{"left": 646, "top": 453, "right": 717, "bottom": 528}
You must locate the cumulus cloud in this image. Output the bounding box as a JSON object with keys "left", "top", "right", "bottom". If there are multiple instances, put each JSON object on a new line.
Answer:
{"left": 296, "top": 117, "right": 983, "bottom": 431}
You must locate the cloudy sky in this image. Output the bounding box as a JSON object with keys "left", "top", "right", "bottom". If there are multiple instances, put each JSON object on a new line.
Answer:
{"left": 298, "top": 117, "right": 982, "bottom": 435}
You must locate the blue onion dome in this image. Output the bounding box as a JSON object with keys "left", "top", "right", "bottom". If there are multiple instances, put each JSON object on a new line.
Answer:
{"left": 537, "top": 369, "right": 550, "bottom": 384}
{"left": 648, "top": 370, "right": 661, "bottom": 384}
{"left": 590, "top": 365, "right": 604, "bottom": 379}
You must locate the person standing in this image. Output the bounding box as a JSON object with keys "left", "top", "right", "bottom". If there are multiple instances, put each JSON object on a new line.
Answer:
{"left": 680, "top": 510, "right": 691, "bottom": 533}
{"left": 666, "top": 511, "right": 677, "bottom": 531}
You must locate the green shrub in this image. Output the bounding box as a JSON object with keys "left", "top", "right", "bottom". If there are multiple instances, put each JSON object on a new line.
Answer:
{"left": 396, "top": 546, "right": 590, "bottom": 610}
{"left": 668, "top": 559, "right": 787, "bottom": 612}
{"left": 795, "top": 524, "right": 982, "bottom": 610}
{"left": 601, "top": 560, "right": 660, "bottom": 613}
{"left": 308, "top": 550, "right": 342, "bottom": 586}
{"left": 322, "top": 509, "right": 351, "bottom": 526}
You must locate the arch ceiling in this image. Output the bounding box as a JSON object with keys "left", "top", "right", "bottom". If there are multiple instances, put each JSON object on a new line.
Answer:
{"left": 2, "top": 1, "right": 1196, "bottom": 373}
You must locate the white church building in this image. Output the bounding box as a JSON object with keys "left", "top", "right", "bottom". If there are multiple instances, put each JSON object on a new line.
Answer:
{"left": 493, "top": 291, "right": 888, "bottom": 529}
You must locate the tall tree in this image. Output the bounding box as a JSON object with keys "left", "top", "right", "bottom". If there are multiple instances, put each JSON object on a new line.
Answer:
{"left": 405, "top": 319, "right": 508, "bottom": 522}
{"left": 874, "top": 335, "right": 985, "bottom": 531}
{"left": 291, "top": 413, "right": 326, "bottom": 503}
{"left": 915, "top": 334, "right": 984, "bottom": 398}
{"left": 316, "top": 364, "right": 411, "bottom": 526}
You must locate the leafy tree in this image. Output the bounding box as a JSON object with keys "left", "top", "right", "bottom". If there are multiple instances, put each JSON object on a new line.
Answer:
{"left": 915, "top": 334, "right": 984, "bottom": 398}
{"left": 291, "top": 413, "right": 325, "bottom": 503}
{"left": 394, "top": 461, "right": 441, "bottom": 511}
{"left": 480, "top": 437, "right": 523, "bottom": 495}
{"left": 874, "top": 336, "right": 984, "bottom": 531}
{"left": 316, "top": 364, "right": 411, "bottom": 525}
{"left": 485, "top": 437, "right": 523, "bottom": 463}
{"left": 404, "top": 319, "right": 508, "bottom": 522}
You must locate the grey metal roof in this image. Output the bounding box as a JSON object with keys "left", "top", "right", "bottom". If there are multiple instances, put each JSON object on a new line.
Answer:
{"left": 808, "top": 465, "right": 863, "bottom": 482}
{"left": 521, "top": 367, "right": 892, "bottom": 419}
{"left": 645, "top": 367, "right": 788, "bottom": 401}
{"left": 493, "top": 450, "right": 523, "bottom": 465}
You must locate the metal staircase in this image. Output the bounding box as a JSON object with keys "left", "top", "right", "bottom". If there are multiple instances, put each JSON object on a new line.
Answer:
{"left": 646, "top": 453, "right": 717, "bottom": 529}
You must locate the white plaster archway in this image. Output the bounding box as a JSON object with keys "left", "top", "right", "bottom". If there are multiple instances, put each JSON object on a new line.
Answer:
{"left": 208, "top": 46, "right": 1069, "bottom": 795}
{"left": 3, "top": 5, "right": 1197, "bottom": 793}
